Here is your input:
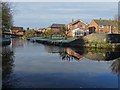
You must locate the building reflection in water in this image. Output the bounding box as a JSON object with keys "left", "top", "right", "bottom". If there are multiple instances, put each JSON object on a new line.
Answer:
{"left": 10, "top": 38, "right": 24, "bottom": 48}
{"left": 2, "top": 39, "right": 120, "bottom": 88}
{"left": 44, "top": 45, "right": 120, "bottom": 76}
{"left": 44, "top": 45, "right": 85, "bottom": 61}
{"left": 44, "top": 45, "right": 120, "bottom": 62}
{"left": 59, "top": 48, "right": 84, "bottom": 61}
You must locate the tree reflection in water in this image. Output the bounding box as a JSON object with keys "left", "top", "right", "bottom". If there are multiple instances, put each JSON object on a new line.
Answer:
{"left": 2, "top": 46, "right": 15, "bottom": 88}
{"left": 59, "top": 51, "right": 74, "bottom": 61}
{"left": 111, "top": 58, "right": 120, "bottom": 75}
{"left": 2, "top": 39, "right": 24, "bottom": 88}
{"left": 2, "top": 40, "right": 120, "bottom": 88}
{"left": 44, "top": 45, "right": 120, "bottom": 62}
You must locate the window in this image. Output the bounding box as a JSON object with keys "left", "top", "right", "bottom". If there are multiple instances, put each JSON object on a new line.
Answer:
{"left": 74, "top": 30, "right": 84, "bottom": 36}
{"left": 105, "top": 25, "right": 108, "bottom": 28}
{"left": 75, "top": 32, "right": 78, "bottom": 36}
{"left": 80, "top": 24, "right": 85, "bottom": 28}
{"left": 99, "top": 25, "right": 103, "bottom": 28}
{"left": 74, "top": 24, "right": 78, "bottom": 28}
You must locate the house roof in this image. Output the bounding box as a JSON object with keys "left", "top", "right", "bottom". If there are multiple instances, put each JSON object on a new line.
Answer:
{"left": 69, "top": 19, "right": 88, "bottom": 25}
{"left": 50, "top": 24, "right": 65, "bottom": 28}
{"left": 94, "top": 19, "right": 118, "bottom": 26}
{"left": 72, "top": 19, "right": 80, "bottom": 25}
{"left": 11, "top": 26, "right": 24, "bottom": 32}
{"left": 11, "top": 26, "right": 23, "bottom": 30}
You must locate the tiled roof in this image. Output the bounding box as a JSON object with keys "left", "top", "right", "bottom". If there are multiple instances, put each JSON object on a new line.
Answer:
{"left": 11, "top": 26, "right": 24, "bottom": 31}
{"left": 72, "top": 19, "right": 80, "bottom": 25}
{"left": 94, "top": 19, "right": 118, "bottom": 26}
{"left": 69, "top": 19, "right": 88, "bottom": 25}
{"left": 51, "top": 24, "right": 65, "bottom": 28}
{"left": 12, "top": 26, "right": 23, "bottom": 29}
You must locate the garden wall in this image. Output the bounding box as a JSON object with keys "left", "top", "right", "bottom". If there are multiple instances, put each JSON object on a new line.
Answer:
{"left": 83, "top": 33, "right": 120, "bottom": 43}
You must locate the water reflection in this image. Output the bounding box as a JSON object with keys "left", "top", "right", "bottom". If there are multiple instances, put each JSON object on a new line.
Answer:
{"left": 2, "top": 38, "right": 25, "bottom": 88}
{"left": 2, "top": 46, "right": 15, "bottom": 88}
{"left": 2, "top": 39, "right": 120, "bottom": 88}
{"left": 59, "top": 48, "right": 84, "bottom": 61}
{"left": 44, "top": 45, "right": 120, "bottom": 76}
{"left": 44, "top": 45, "right": 120, "bottom": 61}
{"left": 11, "top": 38, "right": 24, "bottom": 48}
{"left": 44, "top": 45, "right": 64, "bottom": 53}
{"left": 82, "top": 48, "right": 120, "bottom": 61}
{"left": 111, "top": 58, "right": 120, "bottom": 75}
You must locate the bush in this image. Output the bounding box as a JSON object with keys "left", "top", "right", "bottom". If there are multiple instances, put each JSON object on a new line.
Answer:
{"left": 23, "top": 30, "right": 35, "bottom": 38}
{"left": 88, "top": 41, "right": 112, "bottom": 48}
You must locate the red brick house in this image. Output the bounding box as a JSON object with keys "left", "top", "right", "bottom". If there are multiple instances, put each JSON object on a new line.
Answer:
{"left": 88, "top": 19, "right": 118, "bottom": 34}
{"left": 67, "top": 19, "right": 88, "bottom": 37}
{"left": 11, "top": 26, "right": 25, "bottom": 36}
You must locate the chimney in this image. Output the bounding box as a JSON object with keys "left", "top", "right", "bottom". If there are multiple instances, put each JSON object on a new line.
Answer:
{"left": 72, "top": 18, "right": 75, "bottom": 22}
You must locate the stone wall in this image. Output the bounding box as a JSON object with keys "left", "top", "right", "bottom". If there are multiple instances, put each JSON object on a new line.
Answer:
{"left": 83, "top": 33, "right": 107, "bottom": 42}
{"left": 83, "top": 33, "right": 120, "bottom": 43}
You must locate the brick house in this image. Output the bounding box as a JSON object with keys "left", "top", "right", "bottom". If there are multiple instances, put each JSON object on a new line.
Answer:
{"left": 88, "top": 19, "right": 118, "bottom": 34}
{"left": 50, "top": 24, "right": 66, "bottom": 35}
{"left": 11, "top": 26, "right": 25, "bottom": 36}
{"left": 67, "top": 19, "right": 88, "bottom": 37}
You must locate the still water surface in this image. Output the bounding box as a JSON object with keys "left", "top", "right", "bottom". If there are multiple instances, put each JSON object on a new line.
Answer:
{"left": 2, "top": 38, "right": 120, "bottom": 88}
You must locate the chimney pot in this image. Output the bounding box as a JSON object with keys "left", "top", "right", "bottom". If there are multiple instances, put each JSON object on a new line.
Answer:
{"left": 72, "top": 19, "right": 75, "bottom": 22}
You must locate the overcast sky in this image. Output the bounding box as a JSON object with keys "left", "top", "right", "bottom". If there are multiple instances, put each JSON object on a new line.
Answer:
{"left": 12, "top": 2, "right": 118, "bottom": 29}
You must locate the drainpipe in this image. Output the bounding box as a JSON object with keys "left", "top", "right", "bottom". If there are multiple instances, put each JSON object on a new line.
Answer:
{"left": 72, "top": 30, "right": 75, "bottom": 37}
{"left": 109, "top": 25, "right": 112, "bottom": 34}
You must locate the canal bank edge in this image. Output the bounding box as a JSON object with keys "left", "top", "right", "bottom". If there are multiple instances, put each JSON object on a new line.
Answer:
{"left": 27, "top": 33, "right": 120, "bottom": 49}
{"left": 83, "top": 33, "right": 120, "bottom": 49}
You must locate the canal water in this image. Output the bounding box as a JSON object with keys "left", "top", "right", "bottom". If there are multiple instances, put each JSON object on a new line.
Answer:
{"left": 2, "top": 38, "right": 120, "bottom": 88}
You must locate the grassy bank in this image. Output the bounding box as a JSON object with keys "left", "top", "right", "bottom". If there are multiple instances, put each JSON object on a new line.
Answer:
{"left": 26, "top": 33, "right": 120, "bottom": 49}
{"left": 85, "top": 41, "right": 113, "bottom": 49}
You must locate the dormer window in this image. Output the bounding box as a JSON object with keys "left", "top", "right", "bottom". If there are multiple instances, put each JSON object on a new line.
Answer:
{"left": 99, "top": 25, "right": 103, "bottom": 28}
{"left": 80, "top": 24, "right": 85, "bottom": 28}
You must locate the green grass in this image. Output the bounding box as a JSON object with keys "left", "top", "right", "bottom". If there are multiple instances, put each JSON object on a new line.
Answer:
{"left": 88, "top": 41, "right": 113, "bottom": 48}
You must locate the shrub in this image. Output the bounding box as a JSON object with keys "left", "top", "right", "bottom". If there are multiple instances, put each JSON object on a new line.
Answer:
{"left": 88, "top": 41, "right": 112, "bottom": 48}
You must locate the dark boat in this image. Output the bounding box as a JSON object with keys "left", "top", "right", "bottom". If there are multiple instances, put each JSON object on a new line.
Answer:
{"left": 1, "top": 35, "right": 11, "bottom": 46}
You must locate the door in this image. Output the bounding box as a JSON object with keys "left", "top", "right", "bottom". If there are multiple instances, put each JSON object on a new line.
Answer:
{"left": 89, "top": 27, "right": 96, "bottom": 34}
